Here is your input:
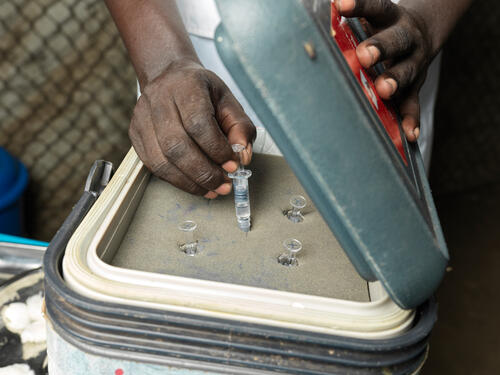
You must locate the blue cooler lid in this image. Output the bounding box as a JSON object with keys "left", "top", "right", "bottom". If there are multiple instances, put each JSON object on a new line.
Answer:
{"left": 0, "top": 147, "right": 28, "bottom": 211}
{"left": 215, "top": 0, "right": 448, "bottom": 309}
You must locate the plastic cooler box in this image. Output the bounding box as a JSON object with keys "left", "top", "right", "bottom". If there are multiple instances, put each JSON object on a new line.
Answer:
{"left": 43, "top": 1, "right": 448, "bottom": 374}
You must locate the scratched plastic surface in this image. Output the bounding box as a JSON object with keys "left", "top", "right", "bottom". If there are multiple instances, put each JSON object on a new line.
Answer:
{"left": 111, "top": 154, "right": 369, "bottom": 302}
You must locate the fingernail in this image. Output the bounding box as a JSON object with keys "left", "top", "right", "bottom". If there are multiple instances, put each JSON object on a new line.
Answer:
{"left": 384, "top": 78, "right": 397, "bottom": 96}
{"left": 337, "top": 0, "right": 355, "bottom": 12}
{"left": 215, "top": 182, "right": 232, "bottom": 195}
{"left": 413, "top": 127, "right": 420, "bottom": 139}
{"left": 356, "top": 45, "right": 380, "bottom": 68}
{"left": 204, "top": 191, "right": 218, "bottom": 199}
{"left": 367, "top": 46, "right": 380, "bottom": 66}
{"left": 246, "top": 143, "right": 253, "bottom": 161}
{"left": 222, "top": 160, "right": 238, "bottom": 173}
{"left": 241, "top": 144, "right": 253, "bottom": 165}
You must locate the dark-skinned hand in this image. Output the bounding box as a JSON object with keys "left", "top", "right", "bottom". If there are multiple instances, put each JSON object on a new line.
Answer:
{"left": 336, "top": 0, "right": 436, "bottom": 142}
{"left": 130, "top": 59, "right": 255, "bottom": 199}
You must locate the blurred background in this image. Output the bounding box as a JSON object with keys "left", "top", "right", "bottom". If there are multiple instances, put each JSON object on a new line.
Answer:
{"left": 0, "top": 0, "right": 498, "bottom": 374}
{"left": 425, "top": 1, "right": 500, "bottom": 373}
{"left": 0, "top": 0, "right": 135, "bottom": 240}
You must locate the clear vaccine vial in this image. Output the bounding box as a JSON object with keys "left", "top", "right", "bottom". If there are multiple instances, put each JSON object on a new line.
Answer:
{"left": 278, "top": 238, "right": 303, "bottom": 267}
{"left": 286, "top": 195, "right": 306, "bottom": 223}
{"left": 178, "top": 220, "right": 198, "bottom": 256}
{"left": 228, "top": 144, "right": 252, "bottom": 232}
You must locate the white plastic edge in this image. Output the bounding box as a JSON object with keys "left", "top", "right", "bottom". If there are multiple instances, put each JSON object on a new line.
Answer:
{"left": 63, "top": 148, "right": 415, "bottom": 339}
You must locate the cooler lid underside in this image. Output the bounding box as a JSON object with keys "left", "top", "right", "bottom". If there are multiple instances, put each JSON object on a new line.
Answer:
{"left": 215, "top": 0, "right": 448, "bottom": 309}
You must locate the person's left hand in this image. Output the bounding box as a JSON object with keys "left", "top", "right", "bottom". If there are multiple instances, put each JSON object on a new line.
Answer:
{"left": 336, "top": 0, "right": 437, "bottom": 142}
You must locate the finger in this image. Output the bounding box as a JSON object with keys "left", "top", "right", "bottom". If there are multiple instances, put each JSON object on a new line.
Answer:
{"left": 147, "top": 96, "right": 231, "bottom": 194}
{"left": 336, "top": 0, "right": 399, "bottom": 26}
{"left": 174, "top": 80, "right": 236, "bottom": 167}
{"left": 399, "top": 88, "right": 420, "bottom": 142}
{"left": 243, "top": 143, "right": 253, "bottom": 166}
{"left": 357, "top": 24, "right": 414, "bottom": 68}
{"left": 398, "top": 73, "right": 426, "bottom": 142}
{"left": 214, "top": 89, "right": 257, "bottom": 166}
{"left": 374, "top": 56, "right": 422, "bottom": 98}
{"left": 358, "top": 17, "right": 375, "bottom": 37}
{"left": 204, "top": 191, "right": 219, "bottom": 199}
{"left": 129, "top": 99, "right": 209, "bottom": 196}
{"left": 374, "top": 75, "right": 398, "bottom": 99}
{"left": 223, "top": 144, "right": 253, "bottom": 171}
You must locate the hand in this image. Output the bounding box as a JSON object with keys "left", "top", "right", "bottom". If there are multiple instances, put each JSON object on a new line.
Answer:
{"left": 336, "top": 0, "right": 436, "bottom": 142}
{"left": 130, "top": 59, "right": 256, "bottom": 198}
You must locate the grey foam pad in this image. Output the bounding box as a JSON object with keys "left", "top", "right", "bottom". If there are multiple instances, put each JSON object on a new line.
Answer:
{"left": 111, "top": 154, "right": 369, "bottom": 302}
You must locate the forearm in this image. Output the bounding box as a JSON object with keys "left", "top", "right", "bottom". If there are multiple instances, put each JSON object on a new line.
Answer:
{"left": 104, "top": 0, "right": 199, "bottom": 89}
{"left": 399, "top": 0, "right": 473, "bottom": 55}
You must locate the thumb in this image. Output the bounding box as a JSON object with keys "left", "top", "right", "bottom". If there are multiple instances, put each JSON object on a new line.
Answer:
{"left": 216, "top": 92, "right": 256, "bottom": 165}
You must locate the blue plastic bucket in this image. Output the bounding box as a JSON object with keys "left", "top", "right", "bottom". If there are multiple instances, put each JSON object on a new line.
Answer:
{"left": 0, "top": 147, "right": 29, "bottom": 236}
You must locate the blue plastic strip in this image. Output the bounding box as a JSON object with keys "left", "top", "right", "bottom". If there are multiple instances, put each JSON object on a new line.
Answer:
{"left": 0, "top": 233, "right": 48, "bottom": 247}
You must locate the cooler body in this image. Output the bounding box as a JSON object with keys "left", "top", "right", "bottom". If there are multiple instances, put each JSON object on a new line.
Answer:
{"left": 44, "top": 152, "right": 435, "bottom": 375}
{"left": 46, "top": 328, "right": 262, "bottom": 375}
{"left": 46, "top": 325, "right": 428, "bottom": 375}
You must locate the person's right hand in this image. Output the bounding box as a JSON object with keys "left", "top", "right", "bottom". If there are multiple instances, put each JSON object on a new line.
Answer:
{"left": 130, "top": 59, "right": 256, "bottom": 199}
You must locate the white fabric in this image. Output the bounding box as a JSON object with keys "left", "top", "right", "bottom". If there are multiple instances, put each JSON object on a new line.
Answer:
{"left": 176, "top": 0, "right": 439, "bottom": 170}
{"left": 417, "top": 53, "right": 441, "bottom": 172}
{"left": 176, "top": 0, "right": 220, "bottom": 39}
{"left": 175, "top": 0, "right": 406, "bottom": 37}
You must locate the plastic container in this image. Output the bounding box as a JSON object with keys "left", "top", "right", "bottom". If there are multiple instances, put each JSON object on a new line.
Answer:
{"left": 0, "top": 233, "right": 48, "bottom": 247}
{"left": 0, "top": 238, "right": 46, "bottom": 282}
{"left": 64, "top": 151, "right": 416, "bottom": 338}
{"left": 0, "top": 147, "right": 28, "bottom": 236}
{"left": 44, "top": 153, "right": 433, "bottom": 374}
